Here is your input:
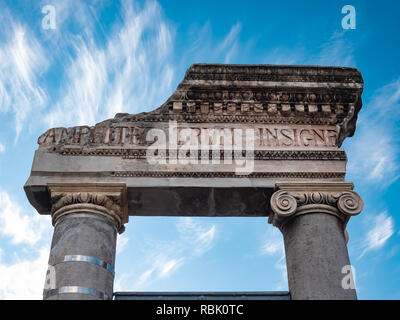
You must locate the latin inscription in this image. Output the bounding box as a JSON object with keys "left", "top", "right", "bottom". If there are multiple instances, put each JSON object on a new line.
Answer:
{"left": 38, "top": 124, "right": 338, "bottom": 149}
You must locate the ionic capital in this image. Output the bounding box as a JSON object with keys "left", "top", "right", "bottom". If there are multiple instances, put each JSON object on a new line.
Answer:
{"left": 48, "top": 183, "right": 128, "bottom": 233}
{"left": 268, "top": 182, "right": 363, "bottom": 229}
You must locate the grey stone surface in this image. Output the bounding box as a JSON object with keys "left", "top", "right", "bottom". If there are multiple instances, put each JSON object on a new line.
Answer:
{"left": 25, "top": 64, "right": 362, "bottom": 217}
{"left": 282, "top": 212, "right": 356, "bottom": 300}
{"left": 45, "top": 213, "right": 117, "bottom": 300}
{"left": 127, "top": 187, "right": 272, "bottom": 216}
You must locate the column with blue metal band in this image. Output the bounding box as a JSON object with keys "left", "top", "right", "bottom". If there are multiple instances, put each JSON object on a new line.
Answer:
{"left": 44, "top": 183, "right": 128, "bottom": 300}
{"left": 268, "top": 182, "right": 363, "bottom": 300}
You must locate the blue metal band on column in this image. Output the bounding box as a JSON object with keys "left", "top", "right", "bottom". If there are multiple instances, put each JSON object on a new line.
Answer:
{"left": 53, "top": 254, "right": 115, "bottom": 275}
{"left": 44, "top": 286, "right": 111, "bottom": 300}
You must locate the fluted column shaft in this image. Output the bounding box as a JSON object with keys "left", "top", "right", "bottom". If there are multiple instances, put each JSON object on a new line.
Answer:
{"left": 269, "top": 183, "right": 363, "bottom": 300}
{"left": 43, "top": 184, "right": 128, "bottom": 300}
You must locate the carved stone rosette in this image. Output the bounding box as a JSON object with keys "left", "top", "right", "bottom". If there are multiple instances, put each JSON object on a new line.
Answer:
{"left": 48, "top": 183, "right": 128, "bottom": 233}
{"left": 268, "top": 183, "right": 363, "bottom": 230}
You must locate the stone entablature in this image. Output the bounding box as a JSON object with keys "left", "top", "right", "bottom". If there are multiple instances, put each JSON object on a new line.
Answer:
{"left": 25, "top": 64, "right": 363, "bottom": 217}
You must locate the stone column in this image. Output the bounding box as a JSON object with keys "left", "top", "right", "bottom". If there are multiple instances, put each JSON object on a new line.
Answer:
{"left": 43, "top": 184, "right": 128, "bottom": 300}
{"left": 269, "top": 183, "right": 363, "bottom": 300}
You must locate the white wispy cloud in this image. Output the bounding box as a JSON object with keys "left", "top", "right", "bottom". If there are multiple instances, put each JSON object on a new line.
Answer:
{"left": 273, "top": 255, "right": 288, "bottom": 291}
{"left": 260, "top": 227, "right": 287, "bottom": 290}
{"left": 216, "top": 23, "right": 242, "bottom": 63}
{"left": 346, "top": 78, "right": 400, "bottom": 187}
{"left": 135, "top": 255, "right": 185, "bottom": 288}
{"left": 260, "top": 228, "right": 284, "bottom": 256}
{"left": 124, "top": 218, "right": 217, "bottom": 290}
{"left": 45, "top": 0, "right": 175, "bottom": 128}
{"left": 358, "top": 211, "right": 395, "bottom": 259}
{"left": 116, "top": 234, "right": 129, "bottom": 255}
{"left": 310, "top": 30, "right": 355, "bottom": 67}
{"left": 262, "top": 47, "right": 305, "bottom": 65}
{"left": 159, "top": 258, "right": 184, "bottom": 277}
{"left": 261, "top": 30, "right": 356, "bottom": 67}
{"left": 0, "top": 0, "right": 250, "bottom": 135}
{"left": 0, "top": 190, "right": 50, "bottom": 245}
{"left": 183, "top": 20, "right": 247, "bottom": 65}
{"left": 0, "top": 14, "right": 48, "bottom": 140}
{"left": 261, "top": 229, "right": 284, "bottom": 255}
{"left": 0, "top": 143, "right": 5, "bottom": 154}
{"left": 0, "top": 247, "right": 49, "bottom": 300}
{"left": 114, "top": 272, "right": 130, "bottom": 292}
{"left": 348, "top": 131, "right": 398, "bottom": 184}
{"left": 38, "top": 0, "right": 96, "bottom": 35}
{"left": 136, "top": 267, "right": 154, "bottom": 287}
{"left": 177, "top": 217, "right": 217, "bottom": 256}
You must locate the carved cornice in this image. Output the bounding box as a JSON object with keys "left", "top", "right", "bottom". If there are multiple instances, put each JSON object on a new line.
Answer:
{"left": 268, "top": 183, "right": 363, "bottom": 229}
{"left": 58, "top": 147, "right": 347, "bottom": 161}
{"left": 183, "top": 64, "right": 364, "bottom": 84}
{"left": 110, "top": 171, "right": 345, "bottom": 179}
{"left": 48, "top": 184, "right": 128, "bottom": 233}
{"left": 112, "top": 113, "right": 346, "bottom": 124}
{"left": 155, "top": 64, "right": 363, "bottom": 146}
{"left": 37, "top": 64, "right": 363, "bottom": 152}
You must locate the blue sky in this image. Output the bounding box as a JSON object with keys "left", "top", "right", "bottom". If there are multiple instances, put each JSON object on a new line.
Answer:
{"left": 0, "top": 0, "right": 399, "bottom": 299}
